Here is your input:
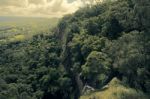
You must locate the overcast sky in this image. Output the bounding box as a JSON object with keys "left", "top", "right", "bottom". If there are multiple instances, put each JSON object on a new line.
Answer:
{"left": 0, "top": 0, "right": 88, "bottom": 18}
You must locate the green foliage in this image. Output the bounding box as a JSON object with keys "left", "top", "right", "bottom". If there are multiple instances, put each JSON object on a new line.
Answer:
{"left": 81, "top": 51, "right": 112, "bottom": 88}
{"left": 0, "top": 0, "right": 150, "bottom": 99}
{"left": 84, "top": 17, "right": 100, "bottom": 35}
{"left": 104, "top": 31, "right": 150, "bottom": 92}
{"left": 0, "top": 34, "right": 72, "bottom": 99}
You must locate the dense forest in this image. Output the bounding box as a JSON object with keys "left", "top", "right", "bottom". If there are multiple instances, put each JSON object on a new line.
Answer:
{"left": 0, "top": 0, "right": 150, "bottom": 99}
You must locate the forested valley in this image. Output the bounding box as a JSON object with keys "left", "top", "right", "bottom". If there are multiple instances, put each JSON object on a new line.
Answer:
{"left": 0, "top": 0, "right": 150, "bottom": 99}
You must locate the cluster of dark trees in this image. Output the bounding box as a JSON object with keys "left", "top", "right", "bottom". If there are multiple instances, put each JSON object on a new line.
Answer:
{"left": 0, "top": 0, "right": 150, "bottom": 99}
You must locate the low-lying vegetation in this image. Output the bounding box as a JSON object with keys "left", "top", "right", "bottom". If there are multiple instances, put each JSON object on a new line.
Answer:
{"left": 80, "top": 78, "right": 148, "bottom": 99}
{"left": 0, "top": 0, "right": 149, "bottom": 99}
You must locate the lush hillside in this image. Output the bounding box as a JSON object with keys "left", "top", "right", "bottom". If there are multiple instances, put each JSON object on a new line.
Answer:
{"left": 0, "top": 0, "right": 150, "bottom": 99}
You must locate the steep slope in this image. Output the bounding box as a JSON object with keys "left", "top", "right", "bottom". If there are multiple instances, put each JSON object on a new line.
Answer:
{"left": 55, "top": 0, "right": 150, "bottom": 98}
{"left": 80, "top": 78, "right": 148, "bottom": 99}
{"left": 0, "top": 0, "right": 150, "bottom": 99}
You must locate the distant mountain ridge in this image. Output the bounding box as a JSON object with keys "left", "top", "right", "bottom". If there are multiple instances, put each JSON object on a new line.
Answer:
{"left": 0, "top": 16, "right": 58, "bottom": 22}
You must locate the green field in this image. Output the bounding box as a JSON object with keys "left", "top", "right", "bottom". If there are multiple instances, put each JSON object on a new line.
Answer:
{"left": 0, "top": 16, "right": 59, "bottom": 44}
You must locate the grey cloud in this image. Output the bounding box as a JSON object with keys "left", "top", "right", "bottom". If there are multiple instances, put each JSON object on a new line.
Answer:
{"left": 28, "top": 0, "right": 45, "bottom": 5}
{"left": 0, "top": 0, "right": 83, "bottom": 17}
{"left": 50, "top": 0, "right": 64, "bottom": 12}
{"left": 0, "top": 0, "right": 27, "bottom": 7}
{"left": 47, "top": 0, "right": 53, "bottom": 2}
